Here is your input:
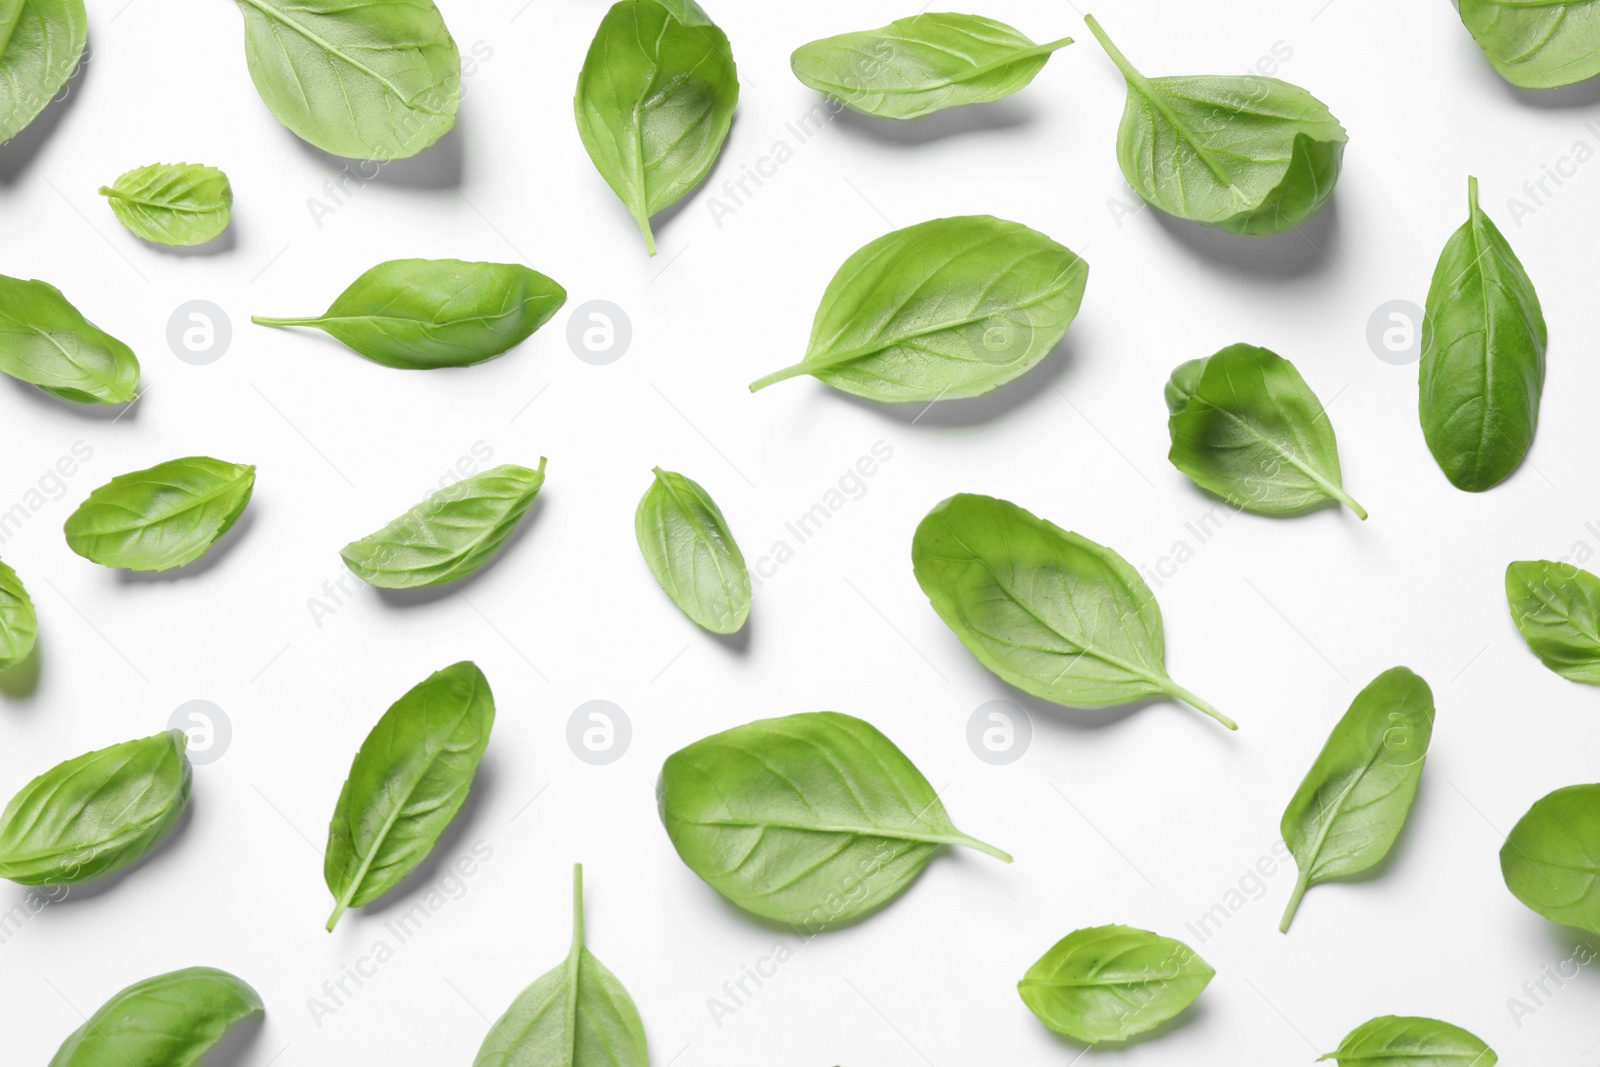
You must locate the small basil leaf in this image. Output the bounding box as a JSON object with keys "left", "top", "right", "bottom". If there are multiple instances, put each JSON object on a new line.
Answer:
{"left": 1166, "top": 343, "right": 1366, "bottom": 519}
{"left": 340, "top": 460, "right": 546, "bottom": 589}
{"left": 254, "top": 258, "right": 567, "bottom": 369}
{"left": 1084, "top": 15, "right": 1345, "bottom": 235}
{"left": 473, "top": 864, "right": 648, "bottom": 1067}
{"left": 325, "top": 661, "right": 494, "bottom": 930}
{"left": 1420, "top": 176, "right": 1546, "bottom": 492}
{"left": 0, "top": 558, "right": 38, "bottom": 671}
{"left": 1506, "top": 560, "right": 1600, "bottom": 684}
{"left": 1, "top": 0, "right": 86, "bottom": 142}
{"left": 1501, "top": 782, "right": 1600, "bottom": 937}
{"left": 657, "top": 710, "right": 1010, "bottom": 925}
{"left": 1017, "top": 925, "right": 1213, "bottom": 1043}
{"left": 1456, "top": 1, "right": 1600, "bottom": 89}
{"left": 750, "top": 215, "right": 1089, "bottom": 402}
{"left": 0, "top": 729, "right": 191, "bottom": 885}
{"left": 791, "top": 14, "right": 1072, "bottom": 120}
{"left": 0, "top": 275, "right": 140, "bottom": 404}
{"left": 48, "top": 966, "right": 263, "bottom": 1067}
{"left": 226, "top": 0, "right": 460, "bottom": 159}
{"left": 65, "top": 456, "right": 256, "bottom": 572}
{"left": 911, "top": 493, "right": 1234, "bottom": 728}
{"left": 574, "top": 0, "right": 738, "bottom": 255}
{"left": 99, "top": 163, "right": 232, "bottom": 247}
{"left": 635, "top": 467, "right": 750, "bottom": 634}
{"left": 1280, "top": 667, "right": 1434, "bottom": 931}
{"left": 1319, "top": 1015, "right": 1497, "bottom": 1066}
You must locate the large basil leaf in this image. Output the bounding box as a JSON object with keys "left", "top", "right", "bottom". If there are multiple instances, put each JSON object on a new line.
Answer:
{"left": 1501, "top": 782, "right": 1600, "bottom": 936}
{"left": 1506, "top": 560, "right": 1600, "bottom": 684}
{"left": 472, "top": 864, "right": 647, "bottom": 1067}
{"left": 1017, "top": 925, "right": 1213, "bottom": 1044}
{"left": 657, "top": 711, "right": 1010, "bottom": 925}
{"left": 48, "top": 967, "right": 263, "bottom": 1067}
{"left": 1280, "top": 667, "right": 1434, "bottom": 931}
{"left": 635, "top": 467, "right": 750, "bottom": 634}
{"left": 253, "top": 258, "right": 567, "bottom": 370}
{"left": 1166, "top": 343, "right": 1366, "bottom": 519}
{"left": 749, "top": 215, "right": 1089, "bottom": 402}
{"left": 226, "top": 0, "right": 460, "bottom": 159}
{"left": 99, "top": 163, "right": 232, "bottom": 247}
{"left": 0, "top": 0, "right": 86, "bottom": 143}
{"left": 1420, "top": 176, "right": 1546, "bottom": 493}
{"left": 1457, "top": 0, "right": 1600, "bottom": 89}
{"left": 790, "top": 14, "right": 1072, "bottom": 120}
{"left": 1084, "top": 15, "right": 1345, "bottom": 236}
{"left": 911, "top": 493, "right": 1234, "bottom": 728}
{"left": 574, "top": 0, "right": 738, "bottom": 255}
{"left": 0, "top": 558, "right": 37, "bottom": 671}
{"left": 0, "top": 275, "right": 140, "bottom": 405}
{"left": 325, "top": 661, "right": 493, "bottom": 929}
{"left": 1320, "top": 1015, "right": 1497, "bottom": 1067}
{"left": 65, "top": 456, "right": 256, "bottom": 572}
{"left": 341, "top": 460, "right": 545, "bottom": 589}
{"left": 0, "top": 730, "right": 191, "bottom": 885}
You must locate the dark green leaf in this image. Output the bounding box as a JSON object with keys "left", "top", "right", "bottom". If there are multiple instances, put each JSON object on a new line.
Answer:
{"left": 635, "top": 467, "right": 749, "bottom": 634}
{"left": 0, "top": 558, "right": 37, "bottom": 671}
{"left": 791, "top": 14, "right": 1071, "bottom": 119}
{"left": 0, "top": 275, "right": 140, "bottom": 405}
{"left": 473, "top": 864, "right": 647, "bottom": 1067}
{"left": 1018, "top": 925, "right": 1213, "bottom": 1043}
{"left": 1456, "top": 0, "right": 1600, "bottom": 89}
{"left": 750, "top": 215, "right": 1088, "bottom": 402}
{"left": 1280, "top": 667, "right": 1434, "bottom": 931}
{"left": 0, "top": 0, "right": 86, "bottom": 143}
{"left": 0, "top": 730, "right": 191, "bottom": 885}
{"left": 1501, "top": 782, "right": 1600, "bottom": 937}
{"left": 65, "top": 456, "right": 256, "bottom": 572}
{"left": 911, "top": 493, "right": 1234, "bottom": 728}
{"left": 1166, "top": 343, "right": 1365, "bottom": 518}
{"left": 1420, "top": 176, "right": 1546, "bottom": 492}
{"left": 1506, "top": 560, "right": 1600, "bottom": 684}
{"left": 254, "top": 259, "right": 567, "bottom": 369}
{"left": 657, "top": 711, "right": 1010, "bottom": 925}
{"left": 341, "top": 460, "right": 546, "bottom": 589}
{"left": 574, "top": 0, "right": 738, "bottom": 255}
{"left": 99, "top": 163, "right": 232, "bottom": 247}
{"left": 1084, "top": 15, "right": 1345, "bottom": 235}
{"left": 48, "top": 967, "right": 263, "bottom": 1067}
{"left": 1319, "top": 1014, "right": 1497, "bottom": 1066}
{"left": 325, "top": 661, "right": 494, "bottom": 929}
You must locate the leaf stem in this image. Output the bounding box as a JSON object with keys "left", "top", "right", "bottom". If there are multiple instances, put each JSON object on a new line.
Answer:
{"left": 1280, "top": 870, "right": 1310, "bottom": 932}
{"left": 748, "top": 361, "right": 812, "bottom": 392}
{"left": 252, "top": 316, "right": 320, "bottom": 327}
{"left": 571, "top": 862, "right": 585, "bottom": 952}
{"left": 958, "top": 834, "right": 1015, "bottom": 863}
{"left": 1330, "top": 485, "right": 1368, "bottom": 521}
{"left": 1082, "top": 14, "right": 1143, "bottom": 85}
{"left": 326, "top": 899, "right": 349, "bottom": 932}
{"left": 637, "top": 212, "right": 658, "bottom": 257}
{"left": 1467, "top": 174, "right": 1479, "bottom": 215}
{"left": 1164, "top": 682, "right": 1238, "bottom": 730}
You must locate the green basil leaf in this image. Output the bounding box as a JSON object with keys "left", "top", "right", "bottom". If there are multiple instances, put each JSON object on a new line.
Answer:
{"left": 341, "top": 460, "right": 546, "bottom": 589}
{"left": 1166, "top": 343, "right": 1366, "bottom": 519}
{"left": 911, "top": 492, "right": 1234, "bottom": 728}
{"left": 790, "top": 14, "right": 1071, "bottom": 120}
{"left": 0, "top": 0, "right": 85, "bottom": 143}
{"left": 0, "top": 729, "right": 191, "bottom": 885}
{"left": 635, "top": 467, "right": 750, "bottom": 634}
{"left": 750, "top": 215, "right": 1089, "bottom": 402}
{"left": 253, "top": 259, "right": 567, "bottom": 369}
{"left": 1084, "top": 15, "right": 1345, "bottom": 236}
{"left": 1506, "top": 560, "right": 1600, "bottom": 684}
{"left": 1017, "top": 925, "right": 1213, "bottom": 1043}
{"left": 574, "top": 0, "right": 738, "bottom": 255}
{"left": 1456, "top": 0, "right": 1600, "bottom": 89}
{"left": 99, "top": 163, "right": 232, "bottom": 247}
{"left": 226, "top": 0, "right": 460, "bottom": 159}
{"left": 1420, "top": 176, "right": 1546, "bottom": 492}
{"left": 473, "top": 864, "right": 647, "bottom": 1067}
{"left": 325, "top": 661, "right": 493, "bottom": 930}
{"left": 1319, "top": 1015, "right": 1498, "bottom": 1066}
{"left": 0, "top": 558, "right": 37, "bottom": 671}
{"left": 657, "top": 710, "right": 1010, "bottom": 925}
{"left": 0, "top": 275, "right": 140, "bottom": 405}
{"left": 48, "top": 966, "right": 263, "bottom": 1067}
{"left": 1501, "top": 782, "right": 1600, "bottom": 936}
{"left": 1280, "top": 667, "right": 1434, "bottom": 931}
{"left": 65, "top": 456, "right": 256, "bottom": 572}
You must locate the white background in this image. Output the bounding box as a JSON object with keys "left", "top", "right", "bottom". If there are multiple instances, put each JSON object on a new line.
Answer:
{"left": 2, "top": 0, "right": 1598, "bottom": 1062}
